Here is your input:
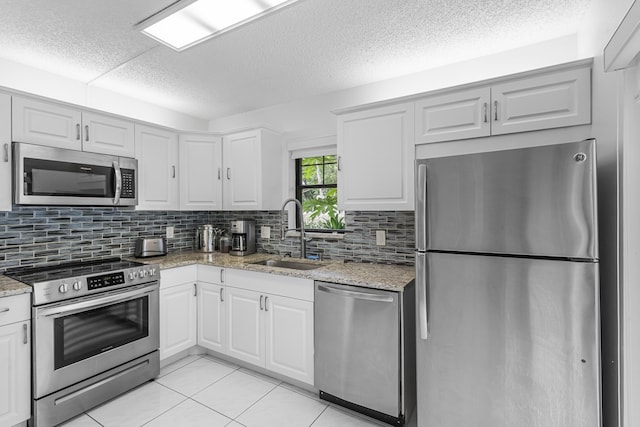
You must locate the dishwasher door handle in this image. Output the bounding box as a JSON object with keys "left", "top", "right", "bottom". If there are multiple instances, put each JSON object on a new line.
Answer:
{"left": 317, "top": 284, "right": 394, "bottom": 303}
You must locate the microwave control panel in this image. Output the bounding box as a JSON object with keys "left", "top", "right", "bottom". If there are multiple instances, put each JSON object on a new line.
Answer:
{"left": 121, "top": 169, "right": 135, "bottom": 198}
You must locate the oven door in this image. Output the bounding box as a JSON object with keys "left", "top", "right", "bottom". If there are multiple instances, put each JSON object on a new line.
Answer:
{"left": 33, "top": 282, "right": 159, "bottom": 398}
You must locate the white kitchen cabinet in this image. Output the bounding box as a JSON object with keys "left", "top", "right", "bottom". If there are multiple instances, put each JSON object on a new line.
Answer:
{"left": 222, "top": 129, "right": 282, "bottom": 210}
{"left": 0, "top": 294, "right": 31, "bottom": 427}
{"left": 415, "top": 87, "right": 491, "bottom": 143}
{"left": 490, "top": 66, "right": 591, "bottom": 135}
{"left": 160, "top": 266, "right": 198, "bottom": 360}
{"left": 197, "top": 265, "right": 226, "bottom": 353}
{"left": 414, "top": 64, "right": 591, "bottom": 143}
{"left": 264, "top": 294, "right": 314, "bottom": 384}
{"left": 225, "top": 286, "right": 265, "bottom": 366}
{"left": 336, "top": 102, "right": 415, "bottom": 211}
{"left": 135, "top": 124, "right": 179, "bottom": 211}
{"left": 0, "top": 93, "right": 11, "bottom": 212}
{"left": 12, "top": 97, "right": 82, "bottom": 150}
{"left": 12, "top": 97, "right": 135, "bottom": 156}
{"left": 81, "top": 112, "right": 135, "bottom": 157}
{"left": 224, "top": 269, "right": 314, "bottom": 385}
{"left": 179, "top": 134, "right": 223, "bottom": 210}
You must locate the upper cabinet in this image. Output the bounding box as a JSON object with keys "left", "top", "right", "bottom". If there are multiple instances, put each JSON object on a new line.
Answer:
{"left": 0, "top": 93, "right": 11, "bottom": 212}
{"left": 135, "top": 124, "right": 179, "bottom": 211}
{"left": 179, "top": 134, "right": 223, "bottom": 211}
{"left": 222, "top": 129, "right": 282, "bottom": 210}
{"left": 415, "top": 64, "right": 591, "bottom": 144}
{"left": 81, "top": 112, "right": 135, "bottom": 157}
{"left": 336, "top": 102, "right": 415, "bottom": 211}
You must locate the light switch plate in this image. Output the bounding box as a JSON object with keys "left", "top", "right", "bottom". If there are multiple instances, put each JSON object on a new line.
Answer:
{"left": 261, "top": 226, "right": 271, "bottom": 239}
{"left": 376, "top": 230, "right": 386, "bottom": 246}
{"left": 166, "top": 226, "right": 174, "bottom": 239}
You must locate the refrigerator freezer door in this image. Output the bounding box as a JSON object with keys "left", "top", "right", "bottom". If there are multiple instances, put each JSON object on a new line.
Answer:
{"left": 417, "top": 252, "right": 600, "bottom": 427}
{"left": 423, "top": 140, "right": 598, "bottom": 259}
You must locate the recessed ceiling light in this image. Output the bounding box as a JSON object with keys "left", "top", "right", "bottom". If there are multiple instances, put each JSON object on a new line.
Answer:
{"left": 137, "top": 0, "right": 302, "bottom": 52}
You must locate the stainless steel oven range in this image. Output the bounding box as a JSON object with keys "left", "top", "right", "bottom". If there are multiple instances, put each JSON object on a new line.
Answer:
{"left": 6, "top": 258, "right": 160, "bottom": 427}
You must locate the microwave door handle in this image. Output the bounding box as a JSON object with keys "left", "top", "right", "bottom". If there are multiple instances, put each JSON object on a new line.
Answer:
{"left": 113, "top": 161, "right": 122, "bottom": 205}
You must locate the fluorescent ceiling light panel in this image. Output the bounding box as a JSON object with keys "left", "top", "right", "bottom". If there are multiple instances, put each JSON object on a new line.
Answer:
{"left": 140, "top": 0, "right": 300, "bottom": 51}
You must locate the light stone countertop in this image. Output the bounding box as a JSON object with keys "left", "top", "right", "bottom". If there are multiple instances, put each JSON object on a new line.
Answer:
{"left": 0, "top": 275, "right": 32, "bottom": 298}
{"left": 130, "top": 251, "right": 415, "bottom": 292}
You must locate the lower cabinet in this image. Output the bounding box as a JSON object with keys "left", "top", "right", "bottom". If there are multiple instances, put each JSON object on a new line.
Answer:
{"left": 0, "top": 294, "right": 31, "bottom": 427}
{"left": 159, "top": 267, "right": 197, "bottom": 360}
{"left": 161, "top": 265, "right": 315, "bottom": 385}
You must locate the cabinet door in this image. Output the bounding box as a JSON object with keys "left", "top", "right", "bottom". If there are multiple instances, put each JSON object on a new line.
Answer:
{"left": 0, "top": 321, "right": 30, "bottom": 426}
{"left": 337, "top": 102, "right": 415, "bottom": 210}
{"left": 197, "top": 282, "right": 226, "bottom": 353}
{"left": 223, "top": 130, "right": 261, "bottom": 210}
{"left": 491, "top": 67, "right": 591, "bottom": 135}
{"left": 179, "top": 134, "right": 223, "bottom": 210}
{"left": 12, "top": 97, "right": 82, "bottom": 150}
{"left": 415, "top": 87, "right": 491, "bottom": 143}
{"left": 159, "top": 282, "right": 197, "bottom": 360}
{"left": 0, "top": 93, "right": 11, "bottom": 212}
{"left": 135, "top": 125, "right": 179, "bottom": 210}
{"left": 82, "top": 112, "right": 135, "bottom": 157}
{"left": 264, "top": 295, "right": 314, "bottom": 385}
{"left": 226, "top": 287, "right": 264, "bottom": 367}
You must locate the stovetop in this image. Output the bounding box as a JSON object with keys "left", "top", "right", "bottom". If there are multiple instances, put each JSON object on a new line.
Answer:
{"left": 5, "top": 258, "right": 145, "bottom": 285}
{"left": 5, "top": 258, "right": 159, "bottom": 306}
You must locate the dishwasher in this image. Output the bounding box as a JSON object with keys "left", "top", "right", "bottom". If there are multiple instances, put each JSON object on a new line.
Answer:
{"left": 314, "top": 281, "right": 415, "bottom": 426}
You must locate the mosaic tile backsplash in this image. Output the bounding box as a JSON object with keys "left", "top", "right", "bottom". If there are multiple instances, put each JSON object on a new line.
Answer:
{"left": 0, "top": 207, "right": 415, "bottom": 272}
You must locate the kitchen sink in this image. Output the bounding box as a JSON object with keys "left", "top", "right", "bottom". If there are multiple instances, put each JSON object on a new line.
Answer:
{"left": 252, "top": 259, "right": 324, "bottom": 270}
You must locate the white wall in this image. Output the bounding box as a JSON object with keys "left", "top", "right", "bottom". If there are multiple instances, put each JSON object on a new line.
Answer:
{"left": 208, "top": 35, "right": 581, "bottom": 140}
{"left": 0, "top": 57, "right": 208, "bottom": 131}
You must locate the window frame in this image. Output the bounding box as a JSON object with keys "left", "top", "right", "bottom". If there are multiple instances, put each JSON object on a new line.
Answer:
{"left": 295, "top": 155, "right": 343, "bottom": 233}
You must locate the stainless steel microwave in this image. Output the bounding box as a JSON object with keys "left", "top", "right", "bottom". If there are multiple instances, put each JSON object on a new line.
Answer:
{"left": 13, "top": 142, "right": 138, "bottom": 206}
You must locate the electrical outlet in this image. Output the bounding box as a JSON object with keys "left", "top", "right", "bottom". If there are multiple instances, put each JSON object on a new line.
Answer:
{"left": 261, "top": 226, "right": 271, "bottom": 239}
{"left": 376, "top": 230, "right": 386, "bottom": 246}
{"left": 166, "top": 226, "right": 174, "bottom": 239}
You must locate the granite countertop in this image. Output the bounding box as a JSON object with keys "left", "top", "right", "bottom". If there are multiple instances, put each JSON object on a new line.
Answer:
{"left": 0, "top": 275, "right": 32, "bottom": 298}
{"left": 130, "top": 251, "right": 415, "bottom": 292}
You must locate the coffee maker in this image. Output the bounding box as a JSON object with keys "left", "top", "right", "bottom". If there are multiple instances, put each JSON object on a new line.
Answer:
{"left": 230, "top": 220, "right": 256, "bottom": 256}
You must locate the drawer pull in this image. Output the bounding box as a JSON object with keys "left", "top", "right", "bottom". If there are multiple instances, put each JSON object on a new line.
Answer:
{"left": 0, "top": 307, "right": 9, "bottom": 313}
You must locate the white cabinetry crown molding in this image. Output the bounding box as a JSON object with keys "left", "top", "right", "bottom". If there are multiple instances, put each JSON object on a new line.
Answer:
{"left": 605, "top": 0, "right": 640, "bottom": 71}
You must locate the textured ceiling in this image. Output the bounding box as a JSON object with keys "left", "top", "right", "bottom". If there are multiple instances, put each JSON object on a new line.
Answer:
{"left": 0, "top": 0, "right": 593, "bottom": 121}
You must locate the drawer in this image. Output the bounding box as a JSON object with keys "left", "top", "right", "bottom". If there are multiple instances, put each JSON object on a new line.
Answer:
{"left": 160, "top": 265, "right": 197, "bottom": 289}
{"left": 0, "top": 293, "right": 31, "bottom": 325}
{"left": 198, "top": 265, "right": 224, "bottom": 285}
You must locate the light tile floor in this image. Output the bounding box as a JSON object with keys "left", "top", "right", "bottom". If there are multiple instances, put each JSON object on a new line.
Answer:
{"left": 58, "top": 354, "right": 391, "bottom": 427}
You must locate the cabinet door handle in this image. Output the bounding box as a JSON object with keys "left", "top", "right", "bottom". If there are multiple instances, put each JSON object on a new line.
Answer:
{"left": 220, "top": 269, "right": 224, "bottom": 283}
{"left": 264, "top": 296, "right": 269, "bottom": 312}
{"left": 483, "top": 102, "right": 488, "bottom": 123}
{"left": 0, "top": 307, "right": 9, "bottom": 314}
{"left": 76, "top": 124, "right": 81, "bottom": 140}
{"left": 220, "top": 287, "right": 224, "bottom": 302}
{"left": 218, "top": 168, "right": 221, "bottom": 180}
{"left": 494, "top": 100, "right": 498, "bottom": 121}
{"left": 85, "top": 125, "right": 89, "bottom": 142}
{"left": 172, "top": 166, "right": 176, "bottom": 178}
{"left": 23, "top": 323, "right": 28, "bottom": 344}
{"left": 3, "top": 143, "right": 8, "bottom": 163}
{"left": 226, "top": 168, "right": 231, "bottom": 180}
{"left": 337, "top": 156, "right": 342, "bottom": 171}
{"left": 194, "top": 283, "right": 197, "bottom": 297}
{"left": 260, "top": 295, "right": 264, "bottom": 310}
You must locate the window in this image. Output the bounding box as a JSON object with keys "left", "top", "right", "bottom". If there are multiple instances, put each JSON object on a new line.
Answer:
{"left": 296, "top": 155, "right": 345, "bottom": 231}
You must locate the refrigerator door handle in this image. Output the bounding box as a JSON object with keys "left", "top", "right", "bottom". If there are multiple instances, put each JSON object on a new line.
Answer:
{"left": 416, "top": 163, "right": 427, "bottom": 251}
{"left": 416, "top": 252, "right": 429, "bottom": 340}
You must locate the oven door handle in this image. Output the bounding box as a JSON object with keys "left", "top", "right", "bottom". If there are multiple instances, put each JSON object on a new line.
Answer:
{"left": 37, "top": 286, "right": 157, "bottom": 319}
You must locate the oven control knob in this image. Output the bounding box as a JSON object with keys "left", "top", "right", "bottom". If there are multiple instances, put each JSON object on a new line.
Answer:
{"left": 140, "top": 270, "right": 147, "bottom": 278}
{"left": 149, "top": 268, "right": 156, "bottom": 277}
{"left": 129, "top": 272, "right": 137, "bottom": 280}
{"left": 73, "top": 281, "right": 82, "bottom": 291}
{"left": 59, "top": 283, "right": 69, "bottom": 293}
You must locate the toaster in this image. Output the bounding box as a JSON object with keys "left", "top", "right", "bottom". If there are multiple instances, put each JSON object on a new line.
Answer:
{"left": 134, "top": 238, "right": 167, "bottom": 258}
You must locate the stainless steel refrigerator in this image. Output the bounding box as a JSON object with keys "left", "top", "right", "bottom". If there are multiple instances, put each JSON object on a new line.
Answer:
{"left": 415, "top": 140, "right": 601, "bottom": 426}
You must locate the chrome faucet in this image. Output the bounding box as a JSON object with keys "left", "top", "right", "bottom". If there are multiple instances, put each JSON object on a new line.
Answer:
{"left": 280, "top": 198, "right": 308, "bottom": 259}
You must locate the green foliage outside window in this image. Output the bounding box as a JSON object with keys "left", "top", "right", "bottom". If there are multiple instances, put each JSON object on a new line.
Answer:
{"left": 297, "top": 155, "right": 345, "bottom": 230}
